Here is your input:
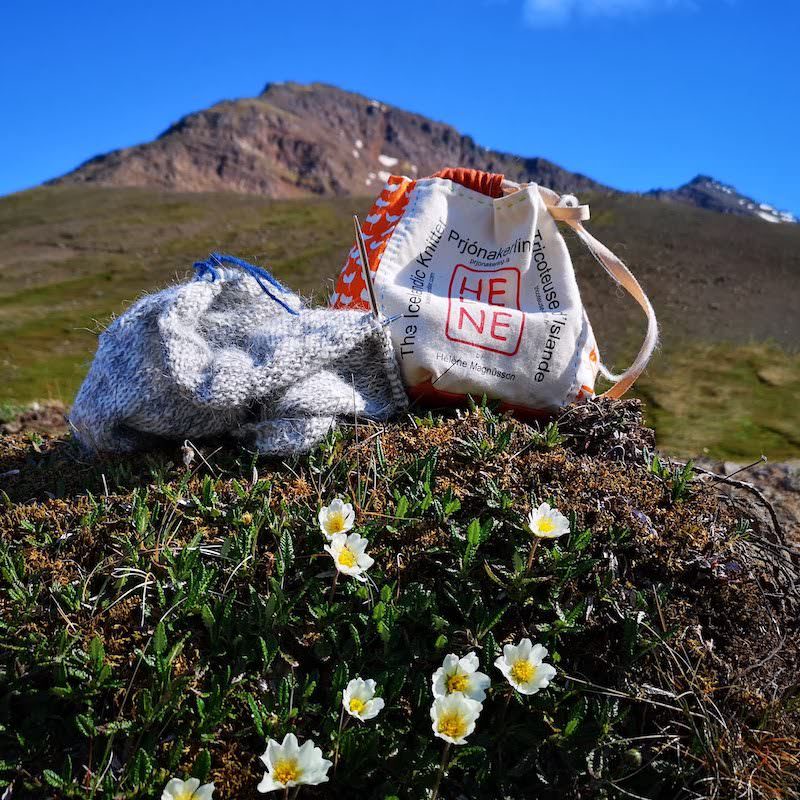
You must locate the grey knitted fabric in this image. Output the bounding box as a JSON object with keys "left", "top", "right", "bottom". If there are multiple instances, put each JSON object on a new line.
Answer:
{"left": 70, "top": 264, "right": 408, "bottom": 456}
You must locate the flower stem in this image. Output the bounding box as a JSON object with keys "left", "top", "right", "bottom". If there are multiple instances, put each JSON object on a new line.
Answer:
{"left": 526, "top": 537, "right": 540, "bottom": 572}
{"left": 329, "top": 570, "right": 339, "bottom": 603}
{"left": 497, "top": 691, "right": 514, "bottom": 776}
{"left": 431, "top": 741, "right": 451, "bottom": 800}
{"left": 499, "top": 690, "right": 513, "bottom": 727}
{"left": 333, "top": 704, "right": 346, "bottom": 776}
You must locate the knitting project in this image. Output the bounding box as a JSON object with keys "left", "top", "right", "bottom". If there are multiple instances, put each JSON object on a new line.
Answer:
{"left": 70, "top": 256, "right": 408, "bottom": 456}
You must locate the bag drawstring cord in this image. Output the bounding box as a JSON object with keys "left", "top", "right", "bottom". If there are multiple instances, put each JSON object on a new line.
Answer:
{"left": 193, "top": 252, "right": 300, "bottom": 316}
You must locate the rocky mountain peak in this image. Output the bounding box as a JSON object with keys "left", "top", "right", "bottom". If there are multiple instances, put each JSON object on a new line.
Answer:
{"left": 48, "top": 82, "right": 608, "bottom": 198}
{"left": 649, "top": 174, "right": 796, "bottom": 224}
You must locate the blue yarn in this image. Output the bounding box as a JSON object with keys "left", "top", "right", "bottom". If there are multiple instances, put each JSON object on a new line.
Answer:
{"left": 192, "top": 252, "right": 299, "bottom": 316}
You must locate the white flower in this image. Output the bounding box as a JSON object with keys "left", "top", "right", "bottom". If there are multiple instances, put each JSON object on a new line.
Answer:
{"left": 324, "top": 532, "right": 374, "bottom": 582}
{"left": 318, "top": 498, "right": 355, "bottom": 540}
{"left": 494, "top": 638, "right": 557, "bottom": 695}
{"left": 431, "top": 652, "right": 490, "bottom": 703}
{"left": 257, "top": 733, "right": 332, "bottom": 793}
{"left": 430, "top": 692, "right": 483, "bottom": 745}
{"left": 342, "top": 677, "right": 385, "bottom": 721}
{"left": 527, "top": 502, "right": 570, "bottom": 539}
{"left": 161, "top": 778, "right": 215, "bottom": 800}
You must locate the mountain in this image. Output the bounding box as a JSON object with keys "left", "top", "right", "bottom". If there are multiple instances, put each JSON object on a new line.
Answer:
{"left": 51, "top": 82, "right": 795, "bottom": 224}
{"left": 648, "top": 175, "right": 797, "bottom": 223}
{"left": 51, "top": 82, "right": 606, "bottom": 198}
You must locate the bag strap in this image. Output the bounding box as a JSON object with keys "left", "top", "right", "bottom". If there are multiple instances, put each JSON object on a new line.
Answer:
{"left": 542, "top": 189, "right": 659, "bottom": 399}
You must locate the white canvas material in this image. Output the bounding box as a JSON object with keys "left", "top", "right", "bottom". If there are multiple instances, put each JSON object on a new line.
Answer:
{"left": 332, "top": 170, "right": 657, "bottom": 413}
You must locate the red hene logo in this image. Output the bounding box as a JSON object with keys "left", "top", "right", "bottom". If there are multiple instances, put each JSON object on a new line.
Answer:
{"left": 445, "top": 265, "right": 524, "bottom": 356}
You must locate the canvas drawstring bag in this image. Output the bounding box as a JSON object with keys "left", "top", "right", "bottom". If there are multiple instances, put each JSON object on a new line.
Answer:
{"left": 331, "top": 168, "right": 658, "bottom": 414}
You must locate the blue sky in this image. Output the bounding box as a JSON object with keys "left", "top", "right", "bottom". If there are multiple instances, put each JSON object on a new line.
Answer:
{"left": 2, "top": 0, "right": 798, "bottom": 214}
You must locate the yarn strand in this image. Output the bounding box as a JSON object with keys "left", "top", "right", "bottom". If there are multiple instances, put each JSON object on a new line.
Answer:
{"left": 193, "top": 252, "right": 299, "bottom": 316}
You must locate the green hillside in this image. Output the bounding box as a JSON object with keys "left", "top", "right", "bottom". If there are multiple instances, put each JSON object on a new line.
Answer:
{"left": 0, "top": 186, "right": 362, "bottom": 408}
{"left": 1, "top": 185, "right": 798, "bottom": 459}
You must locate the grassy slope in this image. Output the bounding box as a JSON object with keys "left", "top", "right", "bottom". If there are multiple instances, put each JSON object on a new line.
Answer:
{"left": 0, "top": 186, "right": 364, "bottom": 408}
{"left": 638, "top": 342, "right": 800, "bottom": 458}
{"left": 1, "top": 186, "right": 799, "bottom": 459}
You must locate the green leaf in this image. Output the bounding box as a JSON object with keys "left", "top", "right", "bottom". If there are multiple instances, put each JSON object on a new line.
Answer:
{"left": 42, "top": 769, "right": 64, "bottom": 789}
{"left": 259, "top": 635, "right": 278, "bottom": 670}
{"left": 88, "top": 635, "right": 105, "bottom": 672}
{"left": 246, "top": 693, "right": 265, "bottom": 737}
{"left": 481, "top": 631, "right": 498, "bottom": 673}
{"left": 477, "top": 604, "right": 509, "bottom": 639}
{"left": 131, "top": 748, "right": 153, "bottom": 786}
{"left": 463, "top": 518, "right": 483, "bottom": 570}
{"left": 75, "top": 713, "right": 96, "bottom": 737}
{"left": 562, "top": 697, "right": 586, "bottom": 739}
{"left": 200, "top": 603, "right": 215, "bottom": 633}
{"left": 331, "top": 661, "right": 350, "bottom": 694}
{"left": 192, "top": 749, "right": 212, "bottom": 783}
{"left": 167, "top": 737, "right": 185, "bottom": 771}
{"left": 348, "top": 623, "right": 362, "bottom": 658}
{"left": 276, "top": 529, "right": 294, "bottom": 577}
{"left": 165, "top": 639, "right": 185, "bottom": 669}
{"left": 152, "top": 621, "right": 167, "bottom": 656}
{"left": 395, "top": 495, "right": 409, "bottom": 519}
{"left": 571, "top": 527, "right": 592, "bottom": 552}
{"left": 448, "top": 744, "right": 488, "bottom": 770}
{"left": 444, "top": 496, "right": 461, "bottom": 516}
{"left": 467, "top": 518, "right": 481, "bottom": 546}
{"left": 483, "top": 561, "right": 507, "bottom": 588}
{"left": 263, "top": 592, "right": 278, "bottom": 623}
{"left": 278, "top": 676, "right": 293, "bottom": 711}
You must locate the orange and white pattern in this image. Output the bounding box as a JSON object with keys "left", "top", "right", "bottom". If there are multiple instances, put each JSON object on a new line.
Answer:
{"left": 330, "top": 176, "right": 414, "bottom": 310}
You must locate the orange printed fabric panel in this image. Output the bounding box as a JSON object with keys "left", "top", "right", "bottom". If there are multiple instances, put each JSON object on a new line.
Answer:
{"left": 330, "top": 176, "right": 415, "bottom": 310}
{"left": 574, "top": 347, "right": 599, "bottom": 402}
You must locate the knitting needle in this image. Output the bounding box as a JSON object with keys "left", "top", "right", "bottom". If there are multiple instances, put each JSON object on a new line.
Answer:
{"left": 353, "top": 214, "right": 380, "bottom": 320}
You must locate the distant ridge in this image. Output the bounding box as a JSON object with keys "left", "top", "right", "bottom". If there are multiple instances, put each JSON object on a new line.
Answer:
{"left": 648, "top": 175, "right": 796, "bottom": 224}
{"left": 51, "top": 82, "right": 795, "bottom": 224}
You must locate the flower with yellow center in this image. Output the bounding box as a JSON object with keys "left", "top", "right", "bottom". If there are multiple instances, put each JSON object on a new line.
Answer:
{"left": 527, "top": 502, "right": 570, "bottom": 539}
{"left": 161, "top": 777, "right": 215, "bottom": 800}
{"left": 447, "top": 674, "right": 468, "bottom": 693}
{"left": 342, "top": 677, "right": 385, "bottom": 721}
{"left": 431, "top": 652, "right": 490, "bottom": 703}
{"left": 494, "top": 638, "right": 557, "bottom": 695}
{"left": 430, "top": 692, "right": 483, "bottom": 745}
{"left": 323, "top": 532, "right": 374, "bottom": 582}
{"left": 349, "top": 697, "right": 365, "bottom": 714}
{"left": 257, "top": 733, "right": 332, "bottom": 793}
{"left": 318, "top": 498, "right": 355, "bottom": 540}
{"left": 272, "top": 761, "right": 299, "bottom": 785}
{"left": 510, "top": 660, "right": 535, "bottom": 684}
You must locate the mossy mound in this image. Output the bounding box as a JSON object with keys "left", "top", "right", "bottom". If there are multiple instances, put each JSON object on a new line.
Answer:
{"left": 0, "top": 400, "right": 798, "bottom": 799}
